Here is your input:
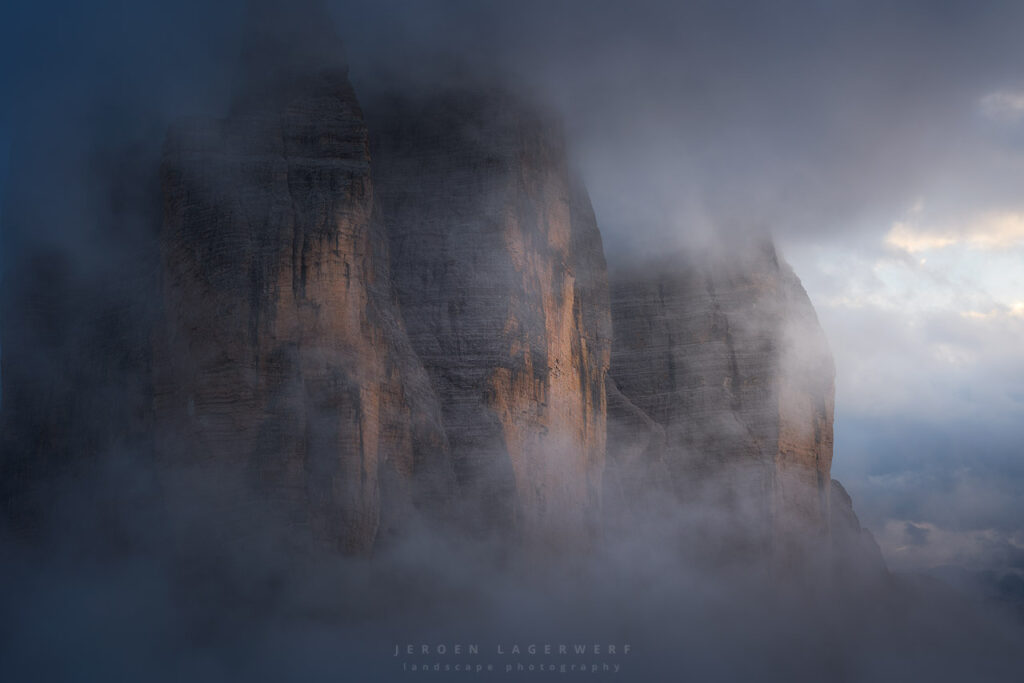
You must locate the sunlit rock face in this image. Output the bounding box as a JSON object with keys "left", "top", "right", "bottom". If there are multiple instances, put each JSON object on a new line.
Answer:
{"left": 371, "top": 89, "right": 612, "bottom": 549}
{"left": 606, "top": 242, "right": 835, "bottom": 563}
{"left": 154, "top": 5, "right": 453, "bottom": 555}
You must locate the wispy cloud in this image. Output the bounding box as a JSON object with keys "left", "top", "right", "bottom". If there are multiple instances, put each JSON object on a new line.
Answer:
{"left": 961, "top": 301, "right": 1024, "bottom": 320}
{"left": 876, "top": 518, "right": 1024, "bottom": 576}
{"left": 885, "top": 210, "right": 1024, "bottom": 253}
{"left": 979, "top": 88, "right": 1024, "bottom": 123}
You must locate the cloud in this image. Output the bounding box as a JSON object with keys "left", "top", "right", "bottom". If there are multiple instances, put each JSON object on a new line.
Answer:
{"left": 815, "top": 289, "right": 1024, "bottom": 420}
{"left": 876, "top": 519, "right": 1024, "bottom": 577}
{"left": 784, "top": 191, "right": 1024, "bottom": 429}
{"left": 903, "top": 521, "right": 931, "bottom": 547}
{"left": 885, "top": 210, "right": 1024, "bottom": 253}
{"left": 334, "top": 0, "right": 1024, "bottom": 253}
{"left": 979, "top": 88, "right": 1024, "bottom": 123}
{"left": 961, "top": 301, "right": 1024, "bottom": 319}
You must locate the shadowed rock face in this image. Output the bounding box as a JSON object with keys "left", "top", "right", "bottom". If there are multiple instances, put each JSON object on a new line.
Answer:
{"left": 1, "top": 0, "right": 854, "bottom": 568}
{"left": 830, "top": 479, "right": 888, "bottom": 580}
{"left": 601, "top": 376, "right": 671, "bottom": 528}
{"left": 370, "top": 89, "right": 612, "bottom": 548}
{"left": 606, "top": 243, "right": 835, "bottom": 563}
{"left": 155, "top": 14, "right": 453, "bottom": 554}
{"left": 0, "top": 2, "right": 883, "bottom": 592}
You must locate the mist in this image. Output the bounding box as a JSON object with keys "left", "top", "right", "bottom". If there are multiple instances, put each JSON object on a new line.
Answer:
{"left": 2, "top": 1, "right": 1024, "bottom": 681}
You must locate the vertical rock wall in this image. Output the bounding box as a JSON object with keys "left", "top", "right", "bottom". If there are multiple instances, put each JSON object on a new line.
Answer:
{"left": 371, "top": 89, "right": 611, "bottom": 548}
{"left": 0, "top": 2, "right": 873, "bottom": 577}
{"left": 606, "top": 243, "right": 835, "bottom": 561}
{"left": 155, "top": 11, "right": 452, "bottom": 554}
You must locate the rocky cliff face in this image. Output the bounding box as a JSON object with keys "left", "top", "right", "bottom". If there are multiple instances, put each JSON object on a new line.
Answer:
{"left": 3, "top": 3, "right": 862, "bottom": 570}
{"left": 370, "top": 89, "right": 612, "bottom": 548}
{"left": 154, "top": 4, "right": 453, "bottom": 554}
{"left": 830, "top": 479, "right": 888, "bottom": 579}
{"left": 606, "top": 242, "right": 835, "bottom": 562}
{"left": 155, "top": 49, "right": 843, "bottom": 561}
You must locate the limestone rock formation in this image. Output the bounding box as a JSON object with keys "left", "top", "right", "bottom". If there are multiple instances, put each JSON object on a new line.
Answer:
{"left": 154, "top": 2, "right": 452, "bottom": 554}
{"left": 0, "top": 0, "right": 884, "bottom": 589}
{"left": 606, "top": 242, "right": 835, "bottom": 561}
{"left": 1, "top": 0, "right": 862, "bottom": 569}
{"left": 370, "top": 88, "right": 612, "bottom": 548}
{"left": 602, "top": 376, "right": 671, "bottom": 527}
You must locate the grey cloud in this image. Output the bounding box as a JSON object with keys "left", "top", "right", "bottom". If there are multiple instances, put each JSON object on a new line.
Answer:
{"left": 331, "top": 0, "right": 1024, "bottom": 252}
{"left": 904, "top": 521, "right": 931, "bottom": 547}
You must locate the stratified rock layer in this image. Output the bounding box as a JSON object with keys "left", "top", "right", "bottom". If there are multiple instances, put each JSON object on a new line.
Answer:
{"left": 606, "top": 243, "right": 835, "bottom": 561}
{"left": 371, "top": 89, "right": 612, "bottom": 547}
{"left": 155, "top": 19, "right": 452, "bottom": 554}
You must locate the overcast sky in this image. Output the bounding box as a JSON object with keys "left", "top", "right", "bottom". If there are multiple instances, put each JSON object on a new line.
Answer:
{"left": 2, "top": 0, "right": 1023, "bottom": 591}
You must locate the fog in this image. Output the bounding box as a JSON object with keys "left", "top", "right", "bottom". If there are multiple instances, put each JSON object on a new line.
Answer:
{"left": 3, "top": 445, "right": 1022, "bottom": 682}
{"left": 2, "top": 0, "right": 1024, "bottom": 680}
